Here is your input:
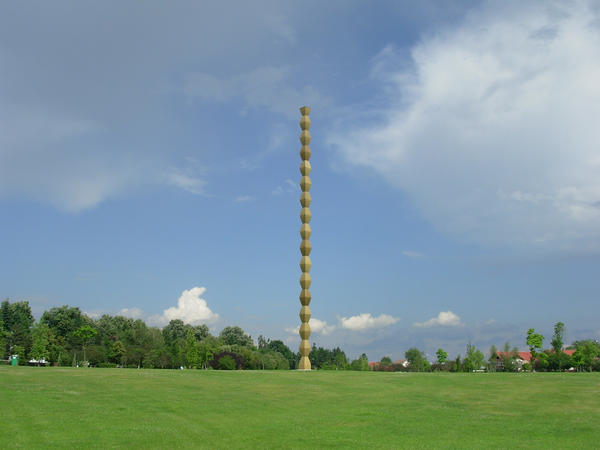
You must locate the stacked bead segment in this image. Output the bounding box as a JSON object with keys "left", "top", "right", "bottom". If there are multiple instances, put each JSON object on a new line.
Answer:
{"left": 298, "top": 106, "right": 312, "bottom": 371}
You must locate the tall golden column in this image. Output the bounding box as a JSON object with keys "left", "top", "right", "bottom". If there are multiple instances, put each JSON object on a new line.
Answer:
{"left": 298, "top": 106, "right": 312, "bottom": 370}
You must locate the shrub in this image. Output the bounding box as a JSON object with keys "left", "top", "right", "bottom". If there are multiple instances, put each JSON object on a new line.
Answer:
{"left": 98, "top": 362, "right": 117, "bottom": 368}
{"left": 218, "top": 355, "right": 236, "bottom": 370}
{"left": 209, "top": 351, "right": 245, "bottom": 370}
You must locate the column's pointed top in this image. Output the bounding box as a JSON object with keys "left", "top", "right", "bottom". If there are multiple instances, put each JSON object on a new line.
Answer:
{"left": 299, "top": 106, "right": 311, "bottom": 115}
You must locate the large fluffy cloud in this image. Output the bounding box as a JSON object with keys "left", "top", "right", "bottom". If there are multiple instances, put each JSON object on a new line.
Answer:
{"left": 150, "top": 287, "right": 219, "bottom": 326}
{"left": 414, "top": 311, "right": 463, "bottom": 328}
{"left": 340, "top": 313, "right": 399, "bottom": 331}
{"left": 328, "top": 1, "right": 600, "bottom": 251}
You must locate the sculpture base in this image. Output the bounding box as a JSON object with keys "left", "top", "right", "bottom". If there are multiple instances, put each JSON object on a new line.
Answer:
{"left": 298, "top": 356, "right": 311, "bottom": 370}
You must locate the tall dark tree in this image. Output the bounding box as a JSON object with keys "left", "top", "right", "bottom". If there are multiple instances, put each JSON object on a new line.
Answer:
{"left": 551, "top": 322, "right": 565, "bottom": 371}
{"left": 266, "top": 340, "right": 295, "bottom": 369}
{"left": 488, "top": 345, "right": 498, "bottom": 372}
{"left": 1, "top": 300, "right": 34, "bottom": 357}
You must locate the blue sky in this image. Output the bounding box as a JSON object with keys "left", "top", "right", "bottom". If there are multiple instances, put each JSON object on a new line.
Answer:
{"left": 2, "top": 0, "right": 599, "bottom": 361}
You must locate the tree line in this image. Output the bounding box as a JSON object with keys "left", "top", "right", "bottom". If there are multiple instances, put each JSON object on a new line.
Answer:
{"left": 0, "top": 300, "right": 366, "bottom": 370}
{"left": 372, "top": 322, "right": 600, "bottom": 373}
{"left": 2, "top": 301, "right": 598, "bottom": 372}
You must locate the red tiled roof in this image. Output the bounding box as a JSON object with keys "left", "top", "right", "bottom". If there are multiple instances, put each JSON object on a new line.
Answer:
{"left": 497, "top": 349, "right": 575, "bottom": 360}
{"left": 518, "top": 352, "right": 532, "bottom": 362}
{"left": 496, "top": 351, "right": 530, "bottom": 361}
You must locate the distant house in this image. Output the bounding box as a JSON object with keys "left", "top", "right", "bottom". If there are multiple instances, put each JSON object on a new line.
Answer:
{"left": 495, "top": 351, "right": 529, "bottom": 371}
{"left": 495, "top": 349, "right": 575, "bottom": 371}
{"left": 369, "top": 359, "right": 410, "bottom": 371}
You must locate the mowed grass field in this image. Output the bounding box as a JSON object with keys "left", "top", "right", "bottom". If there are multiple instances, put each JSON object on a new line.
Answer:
{"left": 1, "top": 367, "right": 599, "bottom": 449}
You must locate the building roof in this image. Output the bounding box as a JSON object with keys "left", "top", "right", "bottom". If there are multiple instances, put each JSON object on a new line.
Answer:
{"left": 497, "top": 348, "right": 575, "bottom": 361}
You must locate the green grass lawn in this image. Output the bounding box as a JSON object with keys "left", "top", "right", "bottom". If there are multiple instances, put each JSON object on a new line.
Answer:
{"left": 1, "top": 367, "right": 598, "bottom": 449}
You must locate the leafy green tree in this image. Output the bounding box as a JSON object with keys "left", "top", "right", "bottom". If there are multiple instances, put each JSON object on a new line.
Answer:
{"left": 350, "top": 353, "right": 369, "bottom": 371}
{"left": 1, "top": 300, "right": 34, "bottom": 357}
{"left": 73, "top": 325, "right": 98, "bottom": 364}
{"left": 333, "top": 347, "right": 349, "bottom": 369}
{"left": 266, "top": 340, "right": 295, "bottom": 369}
{"left": 218, "top": 354, "right": 236, "bottom": 370}
{"left": 40, "top": 305, "right": 86, "bottom": 346}
{"left": 551, "top": 322, "right": 564, "bottom": 353}
{"left": 487, "top": 345, "right": 498, "bottom": 372}
{"left": 380, "top": 356, "right": 392, "bottom": 365}
{"left": 219, "top": 326, "right": 253, "bottom": 348}
{"left": 573, "top": 340, "right": 600, "bottom": 372}
{"left": 192, "top": 324, "right": 210, "bottom": 341}
{"left": 309, "top": 344, "right": 330, "bottom": 369}
{"left": 436, "top": 349, "right": 448, "bottom": 367}
{"left": 13, "top": 345, "right": 25, "bottom": 365}
{"left": 261, "top": 352, "right": 277, "bottom": 369}
{"left": 30, "top": 323, "right": 51, "bottom": 363}
{"left": 210, "top": 351, "right": 245, "bottom": 370}
{"left": 198, "top": 336, "right": 216, "bottom": 369}
{"left": 526, "top": 329, "right": 544, "bottom": 372}
{"left": 453, "top": 355, "right": 461, "bottom": 372}
{"left": 109, "top": 340, "right": 126, "bottom": 365}
{"left": 184, "top": 328, "right": 199, "bottom": 368}
{"left": 258, "top": 351, "right": 289, "bottom": 370}
{"left": 499, "top": 342, "right": 519, "bottom": 372}
{"left": 550, "top": 322, "right": 566, "bottom": 371}
{"left": 463, "top": 343, "right": 485, "bottom": 372}
{"left": 405, "top": 348, "right": 429, "bottom": 372}
{"left": 0, "top": 300, "right": 9, "bottom": 329}
{"left": 162, "top": 320, "right": 187, "bottom": 347}
{"left": 0, "top": 318, "right": 8, "bottom": 359}
{"left": 257, "top": 335, "right": 268, "bottom": 350}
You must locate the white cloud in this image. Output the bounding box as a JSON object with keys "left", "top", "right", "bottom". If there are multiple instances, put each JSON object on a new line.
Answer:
{"left": 118, "top": 307, "right": 145, "bottom": 320}
{"left": 328, "top": 1, "right": 600, "bottom": 252}
{"left": 310, "top": 318, "right": 336, "bottom": 335}
{"left": 414, "top": 311, "right": 463, "bottom": 328}
{"left": 150, "top": 287, "right": 219, "bottom": 327}
{"left": 165, "top": 167, "right": 206, "bottom": 196}
{"left": 285, "top": 317, "right": 336, "bottom": 336}
{"left": 272, "top": 178, "right": 299, "bottom": 195}
{"left": 235, "top": 195, "right": 254, "bottom": 202}
{"left": 340, "top": 313, "right": 399, "bottom": 331}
